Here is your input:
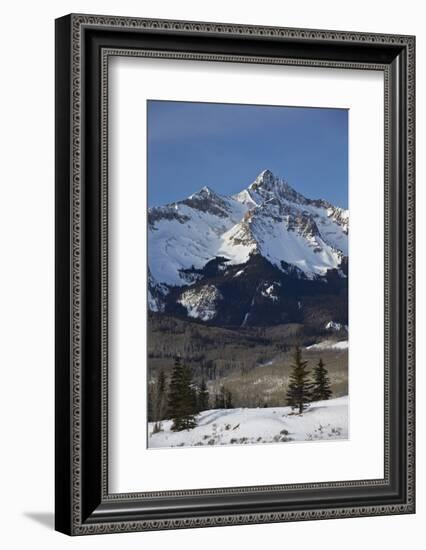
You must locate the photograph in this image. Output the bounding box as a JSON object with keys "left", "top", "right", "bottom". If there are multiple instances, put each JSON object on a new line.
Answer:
{"left": 52, "top": 10, "right": 415, "bottom": 538}
{"left": 146, "top": 100, "right": 349, "bottom": 449}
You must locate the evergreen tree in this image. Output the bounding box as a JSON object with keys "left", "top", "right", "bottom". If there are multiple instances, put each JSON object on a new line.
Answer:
{"left": 311, "top": 358, "right": 332, "bottom": 401}
{"left": 147, "top": 382, "right": 155, "bottom": 422}
{"left": 168, "top": 355, "right": 197, "bottom": 431}
{"left": 286, "top": 346, "right": 312, "bottom": 414}
{"left": 167, "top": 356, "right": 184, "bottom": 422}
{"left": 198, "top": 379, "right": 210, "bottom": 411}
{"left": 190, "top": 386, "right": 198, "bottom": 414}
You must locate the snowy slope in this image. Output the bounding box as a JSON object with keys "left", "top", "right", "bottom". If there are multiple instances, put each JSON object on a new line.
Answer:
{"left": 148, "top": 396, "right": 348, "bottom": 448}
{"left": 178, "top": 285, "right": 223, "bottom": 321}
{"left": 148, "top": 170, "right": 348, "bottom": 292}
{"left": 148, "top": 187, "right": 248, "bottom": 286}
{"left": 306, "top": 340, "right": 349, "bottom": 351}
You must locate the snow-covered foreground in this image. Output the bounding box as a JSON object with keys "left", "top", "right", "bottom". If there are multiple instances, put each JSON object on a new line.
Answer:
{"left": 148, "top": 396, "right": 348, "bottom": 449}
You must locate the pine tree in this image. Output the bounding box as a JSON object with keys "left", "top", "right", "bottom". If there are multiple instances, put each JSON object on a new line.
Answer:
{"left": 286, "top": 346, "right": 312, "bottom": 414}
{"left": 147, "top": 382, "right": 155, "bottom": 422}
{"left": 168, "top": 355, "right": 197, "bottom": 431}
{"left": 198, "top": 379, "right": 210, "bottom": 412}
{"left": 311, "top": 358, "right": 332, "bottom": 401}
{"left": 167, "top": 356, "right": 184, "bottom": 424}
{"left": 190, "top": 386, "right": 198, "bottom": 414}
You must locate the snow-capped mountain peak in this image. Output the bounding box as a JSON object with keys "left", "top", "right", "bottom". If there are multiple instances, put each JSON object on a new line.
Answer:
{"left": 250, "top": 168, "right": 276, "bottom": 189}
{"left": 148, "top": 170, "right": 348, "bottom": 300}
{"left": 189, "top": 185, "right": 217, "bottom": 199}
{"left": 246, "top": 169, "right": 314, "bottom": 208}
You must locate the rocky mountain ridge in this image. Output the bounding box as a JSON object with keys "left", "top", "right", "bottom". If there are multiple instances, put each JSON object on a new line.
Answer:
{"left": 148, "top": 170, "right": 348, "bottom": 328}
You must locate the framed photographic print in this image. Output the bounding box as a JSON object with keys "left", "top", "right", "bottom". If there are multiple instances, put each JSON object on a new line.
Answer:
{"left": 55, "top": 14, "right": 415, "bottom": 535}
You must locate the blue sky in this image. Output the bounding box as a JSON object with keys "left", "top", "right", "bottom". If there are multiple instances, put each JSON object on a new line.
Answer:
{"left": 147, "top": 100, "right": 348, "bottom": 208}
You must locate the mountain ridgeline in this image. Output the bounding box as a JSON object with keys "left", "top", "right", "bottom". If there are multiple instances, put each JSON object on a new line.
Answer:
{"left": 148, "top": 170, "right": 348, "bottom": 330}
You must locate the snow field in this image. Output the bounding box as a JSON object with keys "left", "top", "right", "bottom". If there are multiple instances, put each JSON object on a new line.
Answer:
{"left": 148, "top": 395, "right": 348, "bottom": 449}
{"left": 306, "top": 340, "right": 349, "bottom": 351}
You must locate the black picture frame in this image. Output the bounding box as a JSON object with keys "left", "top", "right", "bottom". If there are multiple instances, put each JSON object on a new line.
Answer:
{"left": 55, "top": 13, "right": 415, "bottom": 535}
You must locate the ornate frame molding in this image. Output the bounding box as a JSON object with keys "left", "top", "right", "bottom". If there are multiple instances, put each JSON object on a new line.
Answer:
{"left": 55, "top": 14, "right": 415, "bottom": 535}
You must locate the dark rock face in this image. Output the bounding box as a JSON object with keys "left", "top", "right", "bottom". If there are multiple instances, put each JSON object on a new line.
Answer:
{"left": 162, "top": 253, "right": 348, "bottom": 329}
{"left": 181, "top": 187, "right": 232, "bottom": 218}
{"left": 148, "top": 206, "right": 190, "bottom": 228}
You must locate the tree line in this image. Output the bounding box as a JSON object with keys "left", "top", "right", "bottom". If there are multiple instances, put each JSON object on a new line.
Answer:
{"left": 148, "top": 355, "right": 234, "bottom": 433}
{"left": 148, "top": 346, "right": 333, "bottom": 433}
